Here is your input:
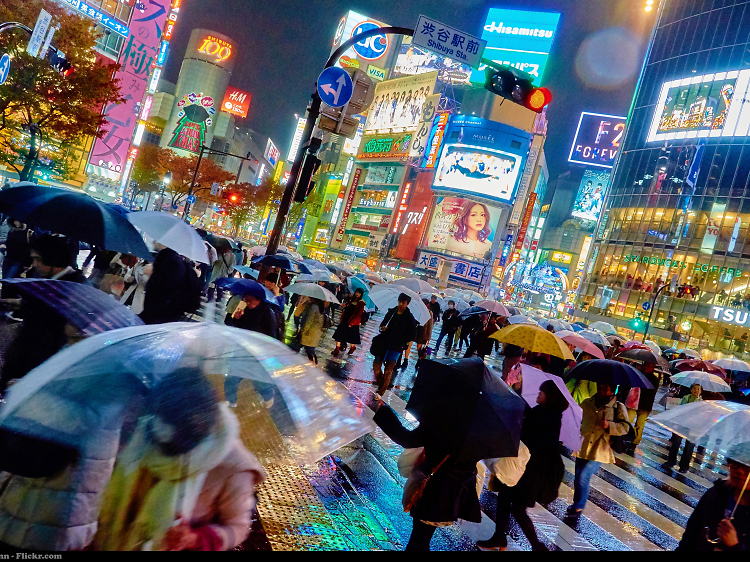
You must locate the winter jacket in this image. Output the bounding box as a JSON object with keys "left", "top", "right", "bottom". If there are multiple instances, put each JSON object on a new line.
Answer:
{"left": 373, "top": 405, "right": 481, "bottom": 525}
{"left": 139, "top": 248, "right": 200, "bottom": 325}
{"left": 209, "top": 252, "right": 236, "bottom": 284}
{"left": 379, "top": 307, "right": 418, "bottom": 352}
{"left": 232, "top": 301, "right": 278, "bottom": 339}
{"left": 678, "top": 479, "right": 750, "bottom": 551}
{"left": 299, "top": 304, "right": 325, "bottom": 348}
{"left": 441, "top": 308, "right": 461, "bottom": 332}
{"left": 576, "top": 395, "right": 630, "bottom": 464}
{"left": 416, "top": 317, "right": 434, "bottom": 346}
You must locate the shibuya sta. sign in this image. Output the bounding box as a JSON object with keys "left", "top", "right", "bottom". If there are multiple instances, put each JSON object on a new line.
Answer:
{"left": 711, "top": 306, "right": 750, "bottom": 327}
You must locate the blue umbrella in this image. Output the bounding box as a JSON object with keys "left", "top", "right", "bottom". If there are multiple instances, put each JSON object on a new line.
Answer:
{"left": 571, "top": 322, "right": 588, "bottom": 331}
{"left": 215, "top": 277, "right": 282, "bottom": 309}
{"left": 4, "top": 279, "right": 143, "bottom": 335}
{"left": 347, "top": 275, "right": 375, "bottom": 309}
{"left": 0, "top": 183, "right": 151, "bottom": 259}
{"left": 565, "top": 359, "right": 655, "bottom": 389}
{"left": 251, "top": 254, "right": 311, "bottom": 274}
{"left": 231, "top": 265, "right": 259, "bottom": 279}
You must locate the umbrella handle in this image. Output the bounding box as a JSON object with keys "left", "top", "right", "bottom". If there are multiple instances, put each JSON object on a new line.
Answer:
{"left": 730, "top": 471, "right": 750, "bottom": 519}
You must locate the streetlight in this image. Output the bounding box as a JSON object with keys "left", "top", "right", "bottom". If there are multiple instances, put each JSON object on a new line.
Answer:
{"left": 159, "top": 171, "right": 171, "bottom": 212}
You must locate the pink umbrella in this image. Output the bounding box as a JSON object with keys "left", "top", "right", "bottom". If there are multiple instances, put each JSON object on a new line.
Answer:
{"left": 475, "top": 299, "right": 510, "bottom": 316}
{"left": 520, "top": 364, "right": 584, "bottom": 452}
{"left": 557, "top": 333, "right": 605, "bottom": 360}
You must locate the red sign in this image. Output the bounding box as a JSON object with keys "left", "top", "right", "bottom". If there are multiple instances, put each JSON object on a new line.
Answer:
{"left": 220, "top": 87, "right": 251, "bottom": 118}
{"left": 514, "top": 192, "right": 537, "bottom": 252}
{"left": 391, "top": 182, "right": 411, "bottom": 233}
{"left": 530, "top": 240, "right": 538, "bottom": 251}
{"left": 425, "top": 113, "right": 449, "bottom": 169}
{"left": 335, "top": 169, "right": 362, "bottom": 243}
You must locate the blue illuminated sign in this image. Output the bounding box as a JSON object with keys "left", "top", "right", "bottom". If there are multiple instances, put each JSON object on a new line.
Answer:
{"left": 499, "top": 234, "right": 514, "bottom": 267}
{"left": 61, "top": 0, "right": 129, "bottom": 38}
{"left": 157, "top": 41, "right": 169, "bottom": 66}
{"left": 471, "top": 8, "right": 560, "bottom": 85}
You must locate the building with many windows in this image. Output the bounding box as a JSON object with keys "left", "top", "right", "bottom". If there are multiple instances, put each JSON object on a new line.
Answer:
{"left": 577, "top": 0, "right": 750, "bottom": 355}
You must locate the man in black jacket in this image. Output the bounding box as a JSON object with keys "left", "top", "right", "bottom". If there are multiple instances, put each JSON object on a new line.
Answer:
{"left": 373, "top": 293, "right": 417, "bottom": 395}
{"left": 428, "top": 295, "right": 441, "bottom": 323}
{"left": 434, "top": 300, "right": 461, "bottom": 357}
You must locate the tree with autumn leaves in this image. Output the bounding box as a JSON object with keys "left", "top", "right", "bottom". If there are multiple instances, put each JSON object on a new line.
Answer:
{"left": 223, "top": 177, "right": 284, "bottom": 237}
{"left": 0, "top": 0, "right": 124, "bottom": 182}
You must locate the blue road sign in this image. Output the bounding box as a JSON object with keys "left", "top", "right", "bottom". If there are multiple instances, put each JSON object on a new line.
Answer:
{"left": 0, "top": 54, "right": 10, "bottom": 86}
{"left": 186, "top": 195, "right": 196, "bottom": 204}
{"left": 642, "top": 301, "right": 651, "bottom": 311}
{"left": 317, "top": 67, "right": 353, "bottom": 108}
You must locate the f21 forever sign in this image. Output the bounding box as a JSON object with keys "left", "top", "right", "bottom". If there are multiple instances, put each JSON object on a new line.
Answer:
{"left": 568, "top": 112, "right": 627, "bottom": 169}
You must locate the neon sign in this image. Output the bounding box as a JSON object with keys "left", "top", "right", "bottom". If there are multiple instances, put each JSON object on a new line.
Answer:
{"left": 197, "top": 35, "right": 232, "bottom": 62}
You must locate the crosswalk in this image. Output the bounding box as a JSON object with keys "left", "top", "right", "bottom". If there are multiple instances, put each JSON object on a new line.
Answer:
{"left": 192, "top": 298, "right": 722, "bottom": 551}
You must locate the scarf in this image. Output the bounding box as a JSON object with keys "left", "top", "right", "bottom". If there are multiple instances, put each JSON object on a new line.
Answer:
{"left": 94, "top": 403, "right": 238, "bottom": 551}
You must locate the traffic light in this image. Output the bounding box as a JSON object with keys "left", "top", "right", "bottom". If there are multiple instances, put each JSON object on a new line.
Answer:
{"left": 47, "top": 49, "right": 74, "bottom": 77}
{"left": 294, "top": 137, "right": 322, "bottom": 203}
{"left": 484, "top": 66, "right": 551, "bottom": 113}
{"left": 629, "top": 314, "right": 644, "bottom": 332}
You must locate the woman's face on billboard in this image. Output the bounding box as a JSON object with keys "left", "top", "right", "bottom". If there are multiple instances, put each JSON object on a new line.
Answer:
{"left": 468, "top": 204, "right": 487, "bottom": 232}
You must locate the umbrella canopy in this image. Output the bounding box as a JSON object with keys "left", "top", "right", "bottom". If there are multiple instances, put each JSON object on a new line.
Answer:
{"left": 127, "top": 211, "right": 209, "bottom": 264}
{"left": 338, "top": 260, "right": 370, "bottom": 273}
{"left": 457, "top": 290, "right": 484, "bottom": 302}
{"left": 390, "top": 278, "right": 435, "bottom": 294}
{"left": 674, "top": 358, "right": 727, "bottom": 377}
{"left": 556, "top": 332, "right": 605, "bottom": 359}
{"left": 231, "top": 265, "right": 259, "bottom": 279}
{"left": 459, "top": 305, "right": 491, "bottom": 319}
{"left": 544, "top": 319, "right": 573, "bottom": 332}
{"left": 328, "top": 262, "right": 356, "bottom": 276}
{"left": 214, "top": 278, "right": 281, "bottom": 308}
{"left": 4, "top": 279, "right": 144, "bottom": 335}
{"left": 0, "top": 323, "right": 374, "bottom": 464}
{"left": 507, "top": 315, "right": 538, "bottom": 325}
{"left": 571, "top": 321, "right": 588, "bottom": 329}
{"left": 713, "top": 358, "right": 750, "bottom": 372}
{"left": 589, "top": 321, "right": 618, "bottom": 335}
{"left": 578, "top": 329, "right": 611, "bottom": 347}
{"left": 368, "top": 284, "right": 431, "bottom": 324}
{"left": 205, "top": 233, "right": 237, "bottom": 252}
{"left": 519, "top": 364, "right": 584, "bottom": 451}
{"left": 300, "top": 258, "right": 328, "bottom": 271}
{"left": 0, "top": 183, "right": 151, "bottom": 259}
{"left": 251, "top": 254, "right": 311, "bottom": 274}
{"left": 617, "top": 347, "right": 672, "bottom": 371}
{"left": 406, "top": 357, "right": 525, "bottom": 461}
{"left": 283, "top": 282, "right": 340, "bottom": 304}
{"left": 643, "top": 340, "right": 662, "bottom": 356}
{"left": 490, "top": 324, "right": 575, "bottom": 360}
{"left": 570, "top": 323, "right": 586, "bottom": 332}
{"left": 474, "top": 300, "right": 510, "bottom": 316}
{"left": 303, "top": 268, "right": 341, "bottom": 284}
{"left": 606, "top": 334, "right": 627, "bottom": 346}
{"left": 356, "top": 271, "right": 385, "bottom": 284}
{"left": 565, "top": 359, "right": 656, "bottom": 389}
{"left": 676, "top": 348, "right": 701, "bottom": 359}
{"left": 347, "top": 276, "right": 376, "bottom": 310}
{"left": 671, "top": 371, "right": 731, "bottom": 392}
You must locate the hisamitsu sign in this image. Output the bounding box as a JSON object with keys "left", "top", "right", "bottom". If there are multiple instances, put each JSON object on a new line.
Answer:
{"left": 413, "top": 15, "right": 486, "bottom": 69}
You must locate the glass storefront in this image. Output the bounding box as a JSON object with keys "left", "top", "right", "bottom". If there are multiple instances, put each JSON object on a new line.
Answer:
{"left": 577, "top": 0, "right": 750, "bottom": 358}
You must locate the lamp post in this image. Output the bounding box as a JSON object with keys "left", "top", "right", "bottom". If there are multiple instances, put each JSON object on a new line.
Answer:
{"left": 158, "top": 171, "right": 171, "bottom": 212}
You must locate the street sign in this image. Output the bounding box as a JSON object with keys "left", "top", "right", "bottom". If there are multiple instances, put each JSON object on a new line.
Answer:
{"left": 39, "top": 24, "right": 58, "bottom": 60}
{"left": 0, "top": 54, "right": 10, "bottom": 86}
{"left": 186, "top": 195, "right": 196, "bottom": 204}
{"left": 210, "top": 182, "right": 220, "bottom": 196}
{"left": 317, "top": 67, "right": 354, "bottom": 108}
{"left": 413, "top": 15, "right": 486, "bottom": 69}
{"left": 27, "top": 9, "right": 52, "bottom": 58}
{"left": 642, "top": 301, "right": 651, "bottom": 311}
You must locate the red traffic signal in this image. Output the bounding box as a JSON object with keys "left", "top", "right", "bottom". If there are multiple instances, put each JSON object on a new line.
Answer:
{"left": 229, "top": 194, "right": 238, "bottom": 202}
{"left": 485, "top": 66, "right": 551, "bottom": 114}
{"left": 526, "top": 87, "right": 552, "bottom": 113}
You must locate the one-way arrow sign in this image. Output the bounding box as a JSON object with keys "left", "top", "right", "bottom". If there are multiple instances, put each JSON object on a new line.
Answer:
{"left": 317, "top": 67, "right": 353, "bottom": 108}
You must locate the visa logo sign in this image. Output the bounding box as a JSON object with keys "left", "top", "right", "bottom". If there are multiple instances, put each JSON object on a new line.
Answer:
{"left": 366, "top": 65, "right": 386, "bottom": 81}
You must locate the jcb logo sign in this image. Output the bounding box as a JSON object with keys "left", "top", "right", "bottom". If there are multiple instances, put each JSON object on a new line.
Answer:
{"left": 197, "top": 36, "right": 232, "bottom": 62}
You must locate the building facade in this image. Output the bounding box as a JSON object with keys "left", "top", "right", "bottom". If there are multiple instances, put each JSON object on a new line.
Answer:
{"left": 577, "top": 0, "right": 750, "bottom": 355}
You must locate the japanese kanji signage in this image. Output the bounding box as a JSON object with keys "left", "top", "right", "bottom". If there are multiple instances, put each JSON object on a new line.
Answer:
{"left": 335, "top": 168, "right": 362, "bottom": 243}
{"left": 61, "top": 1, "right": 129, "bottom": 38}
{"left": 220, "top": 87, "right": 251, "bottom": 118}
{"left": 357, "top": 132, "right": 412, "bottom": 160}
{"left": 415, "top": 250, "right": 485, "bottom": 287}
{"left": 89, "top": 0, "right": 170, "bottom": 176}
{"left": 514, "top": 192, "right": 537, "bottom": 252}
{"left": 409, "top": 94, "right": 441, "bottom": 158}
{"left": 413, "top": 15, "right": 486, "bottom": 70}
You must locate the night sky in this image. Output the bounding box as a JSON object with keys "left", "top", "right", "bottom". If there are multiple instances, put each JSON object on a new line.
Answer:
{"left": 163, "top": 0, "right": 655, "bottom": 178}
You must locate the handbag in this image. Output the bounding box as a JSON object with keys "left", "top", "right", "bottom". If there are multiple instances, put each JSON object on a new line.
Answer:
{"left": 402, "top": 454, "right": 450, "bottom": 513}
{"left": 609, "top": 401, "right": 637, "bottom": 454}
{"left": 397, "top": 447, "right": 424, "bottom": 478}
{"left": 483, "top": 440, "right": 531, "bottom": 488}
{"left": 322, "top": 313, "right": 332, "bottom": 330}
{"left": 370, "top": 310, "right": 396, "bottom": 358}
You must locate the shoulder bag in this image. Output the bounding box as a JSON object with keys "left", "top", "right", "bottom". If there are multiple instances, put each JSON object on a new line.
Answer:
{"left": 609, "top": 401, "right": 636, "bottom": 454}
{"left": 402, "top": 454, "right": 450, "bottom": 513}
{"left": 370, "top": 309, "right": 395, "bottom": 358}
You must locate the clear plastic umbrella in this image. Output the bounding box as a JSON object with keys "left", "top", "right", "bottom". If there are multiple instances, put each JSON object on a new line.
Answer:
{"left": 578, "top": 329, "right": 611, "bottom": 347}
{"left": 643, "top": 340, "right": 662, "bottom": 356}
{"left": 676, "top": 348, "right": 701, "bottom": 358}
{"left": 507, "top": 315, "right": 538, "bottom": 325}
{"left": 589, "top": 321, "right": 618, "bottom": 335}
{"left": 0, "top": 323, "right": 374, "bottom": 464}
{"left": 300, "top": 258, "right": 328, "bottom": 271}
{"left": 283, "top": 282, "right": 340, "bottom": 303}
{"left": 390, "top": 278, "right": 435, "bottom": 294}
{"left": 368, "top": 284, "right": 431, "bottom": 324}
{"left": 474, "top": 300, "right": 510, "bottom": 316}
{"left": 713, "top": 358, "right": 750, "bottom": 372}
{"left": 671, "top": 371, "right": 731, "bottom": 392}
{"left": 127, "top": 211, "right": 209, "bottom": 264}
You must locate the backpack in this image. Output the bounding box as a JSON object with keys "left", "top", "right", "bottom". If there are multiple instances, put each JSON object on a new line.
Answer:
{"left": 609, "top": 401, "right": 637, "bottom": 454}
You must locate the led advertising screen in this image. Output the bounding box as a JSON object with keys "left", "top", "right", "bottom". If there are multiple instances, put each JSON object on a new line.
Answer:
{"left": 471, "top": 8, "right": 560, "bottom": 85}
{"left": 264, "top": 139, "right": 280, "bottom": 167}
{"left": 330, "top": 11, "right": 396, "bottom": 72}
{"left": 568, "top": 112, "right": 627, "bottom": 169}
{"left": 647, "top": 69, "right": 750, "bottom": 142}
{"left": 571, "top": 169, "right": 611, "bottom": 223}
{"left": 433, "top": 144, "right": 522, "bottom": 202}
{"left": 393, "top": 37, "right": 473, "bottom": 85}
{"left": 424, "top": 196, "right": 502, "bottom": 260}
{"left": 365, "top": 71, "right": 439, "bottom": 134}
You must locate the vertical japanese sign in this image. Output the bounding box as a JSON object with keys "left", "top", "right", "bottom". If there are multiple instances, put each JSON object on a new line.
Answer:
{"left": 335, "top": 169, "right": 362, "bottom": 243}
{"left": 513, "top": 192, "right": 536, "bottom": 251}
{"left": 509, "top": 135, "right": 542, "bottom": 225}
{"left": 90, "top": 0, "right": 170, "bottom": 177}
{"left": 499, "top": 234, "right": 514, "bottom": 267}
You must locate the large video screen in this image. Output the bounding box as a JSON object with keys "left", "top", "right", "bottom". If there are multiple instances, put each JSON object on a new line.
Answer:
{"left": 365, "top": 71, "right": 439, "bottom": 134}
{"left": 424, "top": 196, "right": 502, "bottom": 260}
{"left": 647, "top": 69, "right": 750, "bottom": 142}
{"left": 571, "top": 169, "right": 610, "bottom": 223}
{"left": 393, "top": 38, "right": 472, "bottom": 85}
{"left": 433, "top": 144, "right": 522, "bottom": 202}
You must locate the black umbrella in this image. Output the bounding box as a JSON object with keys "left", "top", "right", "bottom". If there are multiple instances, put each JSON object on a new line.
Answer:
{"left": 565, "top": 359, "right": 655, "bottom": 389}
{"left": 459, "top": 305, "right": 490, "bottom": 319}
{"left": 406, "top": 357, "right": 526, "bottom": 462}
{"left": 617, "top": 348, "right": 671, "bottom": 371}
{"left": 251, "top": 254, "right": 311, "bottom": 274}
{"left": 205, "top": 233, "right": 236, "bottom": 252}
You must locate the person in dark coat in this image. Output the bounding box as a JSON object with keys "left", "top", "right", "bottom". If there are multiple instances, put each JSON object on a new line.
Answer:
{"left": 434, "top": 301, "right": 461, "bottom": 356}
{"left": 0, "top": 235, "right": 87, "bottom": 395}
{"left": 464, "top": 314, "right": 499, "bottom": 359}
{"left": 477, "top": 379, "right": 567, "bottom": 551}
{"left": 372, "top": 293, "right": 417, "bottom": 395}
{"left": 368, "top": 396, "right": 482, "bottom": 551}
{"left": 677, "top": 443, "right": 750, "bottom": 551}
{"left": 428, "top": 295, "right": 441, "bottom": 323}
{"left": 1, "top": 219, "right": 33, "bottom": 280}
{"left": 139, "top": 245, "right": 201, "bottom": 325}
{"left": 456, "top": 312, "right": 484, "bottom": 354}
{"left": 332, "top": 288, "right": 365, "bottom": 356}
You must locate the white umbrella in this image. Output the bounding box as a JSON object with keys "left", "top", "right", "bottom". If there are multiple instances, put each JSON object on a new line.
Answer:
{"left": 368, "top": 284, "right": 431, "bottom": 324}
{"left": 127, "top": 211, "right": 209, "bottom": 264}
{"left": 360, "top": 272, "right": 385, "bottom": 284}
{"left": 507, "top": 315, "right": 538, "bottom": 325}
{"left": 713, "top": 358, "right": 750, "bottom": 372}
{"left": 390, "top": 278, "right": 435, "bottom": 294}
{"left": 331, "top": 262, "right": 356, "bottom": 276}
{"left": 306, "top": 269, "right": 341, "bottom": 284}
{"left": 300, "top": 258, "right": 328, "bottom": 271}
{"left": 442, "top": 288, "right": 458, "bottom": 296}
{"left": 578, "top": 329, "right": 611, "bottom": 347}
{"left": 544, "top": 319, "right": 573, "bottom": 332}
{"left": 677, "top": 348, "right": 701, "bottom": 359}
{"left": 589, "top": 321, "right": 618, "bottom": 335}
{"left": 339, "top": 260, "right": 370, "bottom": 273}
{"left": 421, "top": 293, "right": 446, "bottom": 310}
{"left": 643, "top": 340, "right": 661, "bottom": 356}
{"left": 671, "top": 371, "right": 731, "bottom": 392}
{"left": 249, "top": 245, "right": 267, "bottom": 256}
{"left": 449, "top": 297, "right": 470, "bottom": 312}
{"left": 283, "top": 282, "right": 340, "bottom": 304}
{"left": 475, "top": 300, "right": 510, "bottom": 316}
{"left": 457, "top": 290, "right": 484, "bottom": 302}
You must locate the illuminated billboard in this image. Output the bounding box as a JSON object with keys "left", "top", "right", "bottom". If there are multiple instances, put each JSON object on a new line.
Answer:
{"left": 424, "top": 196, "right": 502, "bottom": 260}
{"left": 571, "top": 169, "right": 610, "bottom": 223}
{"left": 287, "top": 117, "right": 306, "bottom": 160}
{"left": 221, "top": 87, "right": 251, "bottom": 118}
{"left": 365, "top": 71, "right": 439, "bottom": 134}
{"left": 646, "top": 69, "right": 750, "bottom": 142}
{"left": 265, "top": 139, "right": 280, "bottom": 167}
{"left": 393, "top": 37, "right": 472, "bottom": 85}
{"left": 471, "top": 8, "right": 561, "bottom": 85}
{"left": 433, "top": 145, "right": 522, "bottom": 202}
{"left": 331, "top": 11, "right": 396, "bottom": 72}
{"left": 568, "top": 112, "right": 627, "bottom": 169}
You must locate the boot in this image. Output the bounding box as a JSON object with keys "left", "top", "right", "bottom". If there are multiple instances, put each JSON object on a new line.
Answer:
{"left": 476, "top": 534, "right": 507, "bottom": 551}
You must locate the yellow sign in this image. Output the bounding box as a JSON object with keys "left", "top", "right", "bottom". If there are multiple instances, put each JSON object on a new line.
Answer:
{"left": 366, "top": 65, "right": 386, "bottom": 82}
{"left": 197, "top": 35, "right": 233, "bottom": 62}
{"left": 273, "top": 161, "right": 285, "bottom": 183}
{"left": 552, "top": 251, "right": 573, "bottom": 264}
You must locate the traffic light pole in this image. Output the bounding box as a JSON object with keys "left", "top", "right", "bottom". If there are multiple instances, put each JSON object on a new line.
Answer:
{"left": 264, "top": 26, "right": 413, "bottom": 259}
{"left": 641, "top": 283, "right": 667, "bottom": 343}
